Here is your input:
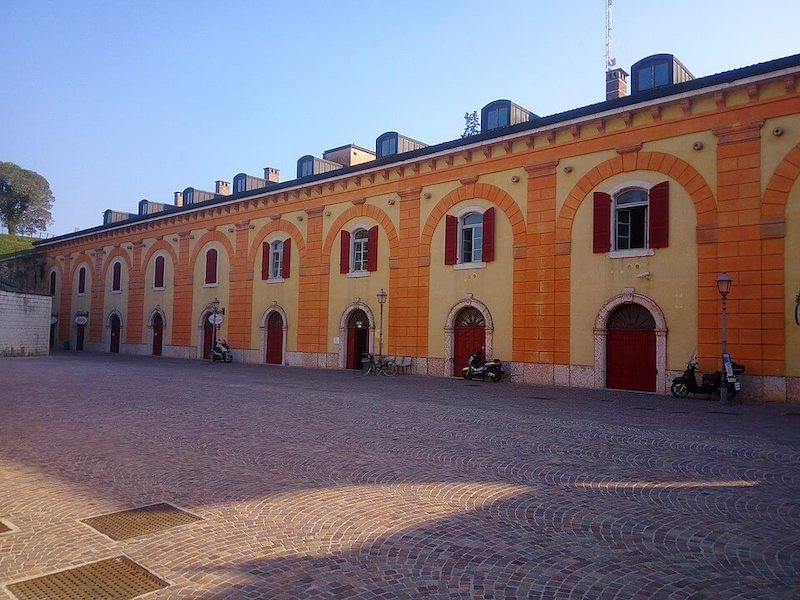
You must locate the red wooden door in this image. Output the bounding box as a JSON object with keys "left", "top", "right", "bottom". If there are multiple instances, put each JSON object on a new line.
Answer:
{"left": 606, "top": 329, "right": 656, "bottom": 391}
{"left": 453, "top": 307, "right": 486, "bottom": 376}
{"left": 110, "top": 315, "right": 121, "bottom": 353}
{"left": 346, "top": 309, "right": 369, "bottom": 369}
{"left": 152, "top": 314, "right": 163, "bottom": 356}
{"left": 203, "top": 316, "right": 214, "bottom": 359}
{"left": 266, "top": 312, "right": 283, "bottom": 364}
{"left": 76, "top": 324, "right": 85, "bottom": 351}
{"left": 606, "top": 304, "right": 657, "bottom": 392}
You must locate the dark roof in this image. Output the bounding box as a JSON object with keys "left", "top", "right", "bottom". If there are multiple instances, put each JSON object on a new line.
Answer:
{"left": 36, "top": 52, "right": 800, "bottom": 248}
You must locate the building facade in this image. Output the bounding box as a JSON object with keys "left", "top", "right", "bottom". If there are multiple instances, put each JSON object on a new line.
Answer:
{"left": 38, "top": 54, "right": 800, "bottom": 401}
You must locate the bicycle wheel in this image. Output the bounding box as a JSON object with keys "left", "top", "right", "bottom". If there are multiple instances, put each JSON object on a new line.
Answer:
{"left": 382, "top": 361, "right": 398, "bottom": 376}
{"left": 362, "top": 360, "right": 374, "bottom": 376}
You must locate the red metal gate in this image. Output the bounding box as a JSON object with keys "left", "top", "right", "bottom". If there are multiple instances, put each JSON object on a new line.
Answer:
{"left": 606, "top": 329, "right": 656, "bottom": 391}
{"left": 152, "top": 314, "right": 163, "bottom": 356}
{"left": 110, "top": 315, "right": 121, "bottom": 353}
{"left": 266, "top": 312, "right": 283, "bottom": 364}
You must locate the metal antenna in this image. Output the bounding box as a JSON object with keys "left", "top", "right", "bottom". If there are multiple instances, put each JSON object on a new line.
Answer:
{"left": 605, "top": 0, "right": 616, "bottom": 71}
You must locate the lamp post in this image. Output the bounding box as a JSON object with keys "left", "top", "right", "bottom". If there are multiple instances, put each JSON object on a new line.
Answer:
{"left": 376, "top": 288, "right": 388, "bottom": 357}
{"left": 210, "top": 297, "right": 221, "bottom": 351}
{"left": 716, "top": 273, "right": 732, "bottom": 405}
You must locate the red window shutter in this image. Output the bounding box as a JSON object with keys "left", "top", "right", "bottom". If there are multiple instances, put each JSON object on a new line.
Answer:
{"left": 78, "top": 267, "right": 86, "bottom": 294}
{"left": 205, "top": 249, "right": 217, "bottom": 284}
{"left": 340, "top": 231, "right": 351, "bottom": 274}
{"left": 648, "top": 181, "right": 669, "bottom": 249}
{"left": 482, "top": 207, "right": 495, "bottom": 262}
{"left": 444, "top": 215, "right": 458, "bottom": 265}
{"left": 281, "top": 238, "right": 291, "bottom": 279}
{"left": 112, "top": 262, "right": 121, "bottom": 291}
{"left": 154, "top": 256, "right": 165, "bottom": 288}
{"left": 261, "top": 242, "right": 269, "bottom": 280}
{"left": 593, "top": 192, "right": 612, "bottom": 253}
{"left": 366, "top": 225, "right": 378, "bottom": 272}
{"left": 50, "top": 272, "right": 56, "bottom": 295}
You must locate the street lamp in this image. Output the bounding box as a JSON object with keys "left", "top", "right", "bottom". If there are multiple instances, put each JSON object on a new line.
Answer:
{"left": 376, "top": 288, "right": 388, "bottom": 357}
{"left": 716, "top": 273, "right": 732, "bottom": 405}
{"left": 210, "top": 297, "right": 221, "bottom": 351}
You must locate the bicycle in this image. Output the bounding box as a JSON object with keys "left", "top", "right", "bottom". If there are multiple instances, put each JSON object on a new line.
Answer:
{"left": 361, "top": 353, "right": 397, "bottom": 376}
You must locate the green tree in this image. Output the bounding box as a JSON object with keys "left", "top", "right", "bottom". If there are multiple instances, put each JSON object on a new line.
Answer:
{"left": 0, "top": 162, "right": 54, "bottom": 235}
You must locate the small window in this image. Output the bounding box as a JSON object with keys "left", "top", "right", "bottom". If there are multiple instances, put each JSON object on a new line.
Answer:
{"left": 460, "top": 213, "right": 483, "bottom": 263}
{"left": 486, "top": 104, "right": 510, "bottom": 130}
{"left": 49, "top": 271, "right": 56, "bottom": 296}
{"left": 154, "top": 255, "right": 165, "bottom": 288}
{"left": 299, "top": 158, "right": 313, "bottom": 178}
{"left": 614, "top": 189, "right": 648, "bottom": 250}
{"left": 184, "top": 189, "right": 194, "bottom": 205}
{"left": 352, "top": 229, "right": 368, "bottom": 272}
{"left": 233, "top": 175, "right": 247, "bottom": 194}
{"left": 380, "top": 136, "right": 397, "bottom": 157}
{"left": 112, "top": 262, "right": 122, "bottom": 291}
{"left": 205, "top": 248, "right": 218, "bottom": 285}
{"left": 271, "top": 240, "right": 284, "bottom": 279}
{"left": 78, "top": 266, "right": 86, "bottom": 295}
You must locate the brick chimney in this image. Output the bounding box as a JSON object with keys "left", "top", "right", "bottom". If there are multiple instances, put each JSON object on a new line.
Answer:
{"left": 215, "top": 180, "right": 231, "bottom": 195}
{"left": 173, "top": 191, "right": 184, "bottom": 207}
{"left": 606, "top": 68, "right": 629, "bottom": 100}
{"left": 264, "top": 167, "right": 280, "bottom": 183}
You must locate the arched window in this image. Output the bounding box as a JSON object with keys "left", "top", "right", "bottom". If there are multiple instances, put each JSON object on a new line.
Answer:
{"left": 352, "top": 229, "right": 369, "bottom": 272}
{"left": 49, "top": 271, "right": 56, "bottom": 296}
{"left": 154, "top": 255, "right": 165, "bottom": 289}
{"left": 205, "top": 248, "right": 218, "bottom": 285}
{"left": 261, "top": 238, "right": 292, "bottom": 280}
{"left": 460, "top": 213, "right": 483, "bottom": 263}
{"left": 271, "top": 240, "right": 284, "bottom": 279}
{"left": 112, "top": 261, "right": 122, "bottom": 291}
{"left": 78, "top": 266, "right": 87, "bottom": 295}
{"left": 592, "top": 182, "right": 669, "bottom": 253}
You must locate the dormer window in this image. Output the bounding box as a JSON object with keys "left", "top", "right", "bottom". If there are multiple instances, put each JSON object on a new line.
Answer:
{"left": 379, "top": 136, "right": 397, "bottom": 158}
{"left": 233, "top": 174, "right": 247, "bottom": 194}
{"left": 485, "top": 103, "right": 510, "bottom": 130}
{"left": 631, "top": 54, "right": 694, "bottom": 94}
{"left": 636, "top": 60, "right": 670, "bottom": 92}
{"left": 184, "top": 188, "right": 194, "bottom": 205}
{"left": 298, "top": 157, "right": 314, "bottom": 178}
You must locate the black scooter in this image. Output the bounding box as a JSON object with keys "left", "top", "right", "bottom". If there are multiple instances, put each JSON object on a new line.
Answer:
{"left": 462, "top": 351, "right": 504, "bottom": 382}
{"left": 211, "top": 340, "right": 233, "bottom": 363}
{"left": 670, "top": 357, "right": 744, "bottom": 400}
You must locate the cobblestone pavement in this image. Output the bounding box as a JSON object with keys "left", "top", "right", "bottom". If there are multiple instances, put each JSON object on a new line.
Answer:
{"left": 1, "top": 353, "right": 799, "bottom": 599}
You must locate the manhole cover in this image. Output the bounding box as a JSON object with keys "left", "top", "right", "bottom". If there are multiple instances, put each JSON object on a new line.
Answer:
{"left": 6, "top": 556, "right": 168, "bottom": 600}
{"left": 82, "top": 503, "right": 201, "bottom": 541}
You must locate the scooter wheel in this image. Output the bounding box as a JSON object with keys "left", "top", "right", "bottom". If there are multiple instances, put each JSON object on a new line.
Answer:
{"left": 491, "top": 373, "right": 501, "bottom": 383}
{"left": 463, "top": 371, "right": 472, "bottom": 380}
{"left": 670, "top": 381, "right": 689, "bottom": 398}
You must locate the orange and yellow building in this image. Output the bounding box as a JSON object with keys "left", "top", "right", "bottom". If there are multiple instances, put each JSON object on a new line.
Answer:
{"left": 38, "top": 53, "right": 800, "bottom": 401}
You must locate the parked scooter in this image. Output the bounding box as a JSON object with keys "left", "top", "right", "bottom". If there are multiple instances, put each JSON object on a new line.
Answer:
{"left": 211, "top": 339, "right": 233, "bottom": 363}
{"left": 462, "top": 351, "right": 504, "bottom": 382}
{"left": 670, "top": 356, "right": 744, "bottom": 400}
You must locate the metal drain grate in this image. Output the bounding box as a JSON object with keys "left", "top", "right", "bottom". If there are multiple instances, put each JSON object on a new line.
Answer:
{"left": 6, "top": 556, "right": 168, "bottom": 600}
{"left": 82, "top": 503, "right": 201, "bottom": 541}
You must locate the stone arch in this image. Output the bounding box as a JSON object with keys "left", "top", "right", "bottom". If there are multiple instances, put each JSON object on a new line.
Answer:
{"left": 555, "top": 151, "right": 717, "bottom": 247}
{"left": 104, "top": 308, "right": 124, "bottom": 350}
{"left": 148, "top": 305, "right": 167, "bottom": 329}
{"left": 321, "top": 204, "right": 399, "bottom": 260}
{"left": 420, "top": 182, "right": 525, "bottom": 255}
{"left": 68, "top": 254, "right": 95, "bottom": 283}
{"left": 593, "top": 290, "right": 668, "bottom": 393}
{"left": 337, "top": 299, "right": 376, "bottom": 369}
{"left": 188, "top": 230, "right": 236, "bottom": 273}
{"left": 106, "top": 308, "right": 125, "bottom": 329}
{"left": 142, "top": 239, "right": 179, "bottom": 274}
{"left": 259, "top": 303, "right": 289, "bottom": 366}
{"left": 762, "top": 142, "right": 800, "bottom": 220}
{"left": 248, "top": 219, "right": 307, "bottom": 268}
{"left": 444, "top": 295, "right": 495, "bottom": 377}
{"left": 101, "top": 246, "right": 133, "bottom": 280}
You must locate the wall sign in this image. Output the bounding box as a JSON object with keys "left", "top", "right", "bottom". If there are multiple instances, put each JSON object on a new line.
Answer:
{"left": 75, "top": 316, "right": 88, "bottom": 325}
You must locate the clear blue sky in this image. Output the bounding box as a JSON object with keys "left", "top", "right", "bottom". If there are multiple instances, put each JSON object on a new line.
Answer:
{"left": 3, "top": 0, "right": 799, "bottom": 236}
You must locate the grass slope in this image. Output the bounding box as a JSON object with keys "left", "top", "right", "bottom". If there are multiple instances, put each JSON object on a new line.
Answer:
{"left": 0, "top": 234, "right": 36, "bottom": 257}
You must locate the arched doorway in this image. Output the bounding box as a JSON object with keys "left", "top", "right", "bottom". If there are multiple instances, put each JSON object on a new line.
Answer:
{"left": 203, "top": 313, "right": 214, "bottom": 359}
{"left": 76, "top": 324, "right": 85, "bottom": 351}
{"left": 266, "top": 312, "right": 283, "bottom": 364}
{"left": 152, "top": 313, "right": 164, "bottom": 356}
{"left": 109, "top": 314, "right": 121, "bottom": 353}
{"left": 346, "top": 309, "right": 369, "bottom": 369}
{"left": 606, "top": 303, "right": 657, "bottom": 391}
{"left": 453, "top": 307, "right": 486, "bottom": 376}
